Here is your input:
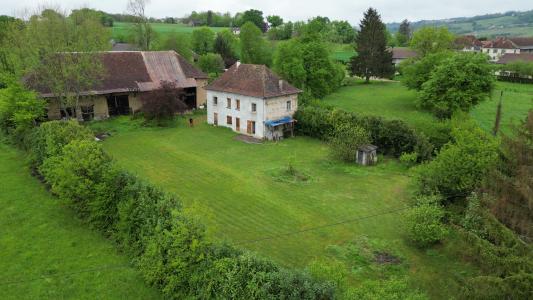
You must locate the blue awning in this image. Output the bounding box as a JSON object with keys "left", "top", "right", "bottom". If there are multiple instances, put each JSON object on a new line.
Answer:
{"left": 265, "top": 116, "right": 293, "bottom": 127}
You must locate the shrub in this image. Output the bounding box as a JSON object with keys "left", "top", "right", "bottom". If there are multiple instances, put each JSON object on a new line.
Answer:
{"left": 140, "top": 80, "right": 188, "bottom": 124}
{"left": 29, "top": 120, "right": 94, "bottom": 167}
{"left": 329, "top": 123, "right": 370, "bottom": 162}
{"left": 294, "top": 105, "right": 431, "bottom": 160}
{"left": 197, "top": 53, "right": 225, "bottom": 75}
{"left": 416, "top": 117, "right": 499, "bottom": 200}
{"left": 399, "top": 152, "right": 418, "bottom": 167}
{"left": 40, "top": 139, "right": 122, "bottom": 231}
{"left": 405, "top": 196, "right": 447, "bottom": 247}
{"left": 0, "top": 75, "right": 46, "bottom": 146}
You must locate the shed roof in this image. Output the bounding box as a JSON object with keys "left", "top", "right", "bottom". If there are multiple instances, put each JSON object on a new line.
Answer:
{"left": 455, "top": 35, "right": 483, "bottom": 48}
{"left": 30, "top": 51, "right": 207, "bottom": 98}
{"left": 359, "top": 144, "right": 378, "bottom": 152}
{"left": 205, "top": 63, "right": 301, "bottom": 99}
{"left": 390, "top": 47, "right": 417, "bottom": 59}
{"left": 496, "top": 53, "right": 533, "bottom": 64}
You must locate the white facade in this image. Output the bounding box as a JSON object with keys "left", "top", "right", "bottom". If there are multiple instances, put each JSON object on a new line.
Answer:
{"left": 206, "top": 90, "right": 298, "bottom": 139}
{"left": 482, "top": 47, "right": 520, "bottom": 62}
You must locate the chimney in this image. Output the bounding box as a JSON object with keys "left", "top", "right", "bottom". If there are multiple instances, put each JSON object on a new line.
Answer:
{"left": 278, "top": 79, "right": 283, "bottom": 90}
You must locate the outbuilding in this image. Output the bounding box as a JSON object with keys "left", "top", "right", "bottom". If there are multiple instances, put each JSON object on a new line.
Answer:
{"left": 356, "top": 145, "right": 378, "bottom": 166}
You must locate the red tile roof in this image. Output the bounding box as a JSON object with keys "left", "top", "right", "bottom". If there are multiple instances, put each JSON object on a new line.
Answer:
{"left": 484, "top": 37, "right": 518, "bottom": 49}
{"left": 205, "top": 63, "right": 301, "bottom": 98}
{"left": 455, "top": 35, "right": 483, "bottom": 47}
{"left": 508, "top": 37, "right": 533, "bottom": 47}
{"left": 496, "top": 53, "right": 533, "bottom": 64}
{"left": 31, "top": 51, "right": 207, "bottom": 97}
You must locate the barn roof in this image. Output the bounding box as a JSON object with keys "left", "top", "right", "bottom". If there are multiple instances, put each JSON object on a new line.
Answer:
{"left": 390, "top": 47, "right": 418, "bottom": 59}
{"left": 205, "top": 63, "right": 301, "bottom": 99}
{"left": 455, "top": 35, "right": 483, "bottom": 48}
{"left": 31, "top": 51, "right": 207, "bottom": 98}
{"left": 496, "top": 53, "right": 533, "bottom": 64}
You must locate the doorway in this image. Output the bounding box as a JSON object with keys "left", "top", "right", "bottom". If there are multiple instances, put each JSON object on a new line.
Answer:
{"left": 107, "top": 95, "right": 130, "bottom": 116}
{"left": 235, "top": 117, "right": 240, "bottom": 131}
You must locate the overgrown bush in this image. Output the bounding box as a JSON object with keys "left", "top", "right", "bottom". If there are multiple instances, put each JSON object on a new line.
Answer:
{"left": 416, "top": 116, "right": 499, "bottom": 200}
{"left": 329, "top": 123, "right": 370, "bottom": 162}
{"left": 405, "top": 195, "right": 448, "bottom": 247}
{"left": 140, "top": 80, "right": 188, "bottom": 125}
{"left": 294, "top": 105, "right": 432, "bottom": 160}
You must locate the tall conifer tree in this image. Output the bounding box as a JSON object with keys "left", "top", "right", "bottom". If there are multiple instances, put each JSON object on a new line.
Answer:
{"left": 396, "top": 19, "right": 411, "bottom": 46}
{"left": 349, "top": 8, "right": 393, "bottom": 83}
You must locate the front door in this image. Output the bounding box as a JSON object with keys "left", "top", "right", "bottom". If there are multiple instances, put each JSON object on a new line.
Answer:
{"left": 247, "top": 120, "right": 256, "bottom": 135}
{"left": 235, "top": 118, "right": 240, "bottom": 132}
{"left": 214, "top": 113, "right": 218, "bottom": 125}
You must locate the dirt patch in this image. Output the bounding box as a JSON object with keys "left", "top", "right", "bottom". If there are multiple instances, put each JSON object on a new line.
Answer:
{"left": 234, "top": 134, "right": 263, "bottom": 144}
{"left": 374, "top": 251, "right": 402, "bottom": 265}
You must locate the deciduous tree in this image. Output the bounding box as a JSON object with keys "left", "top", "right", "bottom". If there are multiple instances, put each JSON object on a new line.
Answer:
{"left": 410, "top": 27, "right": 454, "bottom": 57}
{"left": 191, "top": 27, "right": 215, "bottom": 55}
{"left": 140, "top": 81, "right": 187, "bottom": 124}
{"left": 239, "top": 22, "right": 271, "bottom": 65}
{"left": 214, "top": 29, "right": 238, "bottom": 67}
{"left": 395, "top": 19, "right": 411, "bottom": 46}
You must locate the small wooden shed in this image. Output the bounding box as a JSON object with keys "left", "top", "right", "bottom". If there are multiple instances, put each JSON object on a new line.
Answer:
{"left": 356, "top": 144, "right": 378, "bottom": 166}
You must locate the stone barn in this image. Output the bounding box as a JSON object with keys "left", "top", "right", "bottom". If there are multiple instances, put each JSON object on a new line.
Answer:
{"left": 32, "top": 51, "right": 208, "bottom": 121}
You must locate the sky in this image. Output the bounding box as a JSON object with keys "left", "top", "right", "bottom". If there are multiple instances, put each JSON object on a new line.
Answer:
{"left": 1, "top": 0, "right": 532, "bottom": 24}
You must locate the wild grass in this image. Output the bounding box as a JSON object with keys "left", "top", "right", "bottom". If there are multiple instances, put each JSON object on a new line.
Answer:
{"left": 0, "top": 143, "right": 160, "bottom": 299}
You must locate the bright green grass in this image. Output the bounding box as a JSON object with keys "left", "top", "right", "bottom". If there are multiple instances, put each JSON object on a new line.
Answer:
{"left": 328, "top": 43, "right": 356, "bottom": 62}
{"left": 323, "top": 80, "right": 532, "bottom": 135}
{"left": 112, "top": 22, "right": 228, "bottom": 40}
{"left": 97, "top": 116, "right": 477, "bottom": 298}
{"left": 0, "top": 142, "right": 160, "bottom": 299}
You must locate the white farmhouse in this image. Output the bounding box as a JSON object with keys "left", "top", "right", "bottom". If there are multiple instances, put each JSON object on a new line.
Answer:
{"left": 206, "top": 63, "right": 301, "bottom": 140}
{"left": 481, "top": 38, "right": 520, "bottom": 62}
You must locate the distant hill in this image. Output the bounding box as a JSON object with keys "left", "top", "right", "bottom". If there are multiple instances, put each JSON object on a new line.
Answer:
{"left": 387, "top": 10, "right": 533, "bottom": 38}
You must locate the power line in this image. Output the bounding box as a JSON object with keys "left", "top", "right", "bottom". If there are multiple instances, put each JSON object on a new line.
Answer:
{"left": 233, "top": 206, "right": 412, "bottom": 245}
{"left": 0, "top": 264, "right": 130, "bottom": 286}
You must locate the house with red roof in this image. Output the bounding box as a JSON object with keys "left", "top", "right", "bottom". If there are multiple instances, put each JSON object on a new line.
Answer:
{"left": 205, "top": 62, "right": 301, "bottom": 140}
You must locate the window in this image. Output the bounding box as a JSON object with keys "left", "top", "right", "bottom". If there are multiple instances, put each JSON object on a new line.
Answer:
{"left": 286, "top": 100, "right": 292, "bottom": 111}
{"left": 251, "top": 103, "right": 257, "bottom": 112}
{"left": 213, "top": 96, "right": 218, "bottom": 105}
{"left": 492, "top": 49, "right": 497, "bottom": 53}
{"left": 227, "top": 115, "right": 232, "bottom": 125}
{"left": 247, "top": 120, "right": 256, "bottom": 134}
{"left": 236, "top": 99, "right": 240, "bottom": 111}
{"left": 227, "top": 98, "right": 231, "bottom": 109}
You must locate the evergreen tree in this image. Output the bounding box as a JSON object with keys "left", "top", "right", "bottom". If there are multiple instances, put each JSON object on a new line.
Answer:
{"left": 396, "top": 19, "right": 411, "bottom": 46}
{"left": 214, "top": 30, "right": 238, "bottom": 68}
{"left": 349, "top": 8, "right": 393, "bottom": 83}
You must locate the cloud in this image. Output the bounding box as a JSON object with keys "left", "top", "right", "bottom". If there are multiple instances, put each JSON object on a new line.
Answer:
{"left": 1, "top": 0, "right": 531, "bottom": 24}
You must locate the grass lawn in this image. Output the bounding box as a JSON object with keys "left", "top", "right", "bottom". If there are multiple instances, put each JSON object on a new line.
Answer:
{"left": 328, "top": 43, "right": 356, "bottom": 62}
{"left": 0, "top": 142, "right": 160, "bottom": 299}
{"left": 112, "top": 22, "right": 228, "bottom": 40}
{"left": 96, "top": 116, "right": 477, "bottom": 298}
{"left": 323, "top": 80, "right": 532, "bottom": 135}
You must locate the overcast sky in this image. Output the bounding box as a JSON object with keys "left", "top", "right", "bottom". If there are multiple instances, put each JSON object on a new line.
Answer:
{"left": 1, "top": 0, "right": 532, "bottom": 24}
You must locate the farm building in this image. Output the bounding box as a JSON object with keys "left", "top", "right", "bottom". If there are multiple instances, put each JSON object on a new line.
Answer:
{"left": 455, "top": 35, "right": 483, "bottom": 52}
{"left": 206, "top": 62, "right": 301, "bottom": 140}
{"left": 30, "top": 51, "right": 208, "bottom": 121}
{"left": 390, "top": 47, "right": 417, "bottom": 67}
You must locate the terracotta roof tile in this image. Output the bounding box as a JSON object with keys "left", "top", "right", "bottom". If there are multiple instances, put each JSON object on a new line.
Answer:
{"left": 30, "top": 51, "right": 206, "bottom": 97}
{"left": 390, "top": 47, "right": 418, "bottom": 59}
{"left": 205, "top": 63, "right": 301, "bottom": 98}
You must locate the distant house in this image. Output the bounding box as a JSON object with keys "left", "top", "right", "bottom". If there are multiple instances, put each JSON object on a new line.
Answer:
{"left": 30, "top": 51, "right": 208, "bottom": 121}
{"left": 390, "top": 47, "right": 417, "bottom": 67}
{"left": 205, "top": 62, "right": 301, "bottom": 140}
{"left": 481, "top": 37, "right": 522, "bottom": 62}
{"left": 507, "top": 37, "right": 533, "bottom": 54}
{"left": 455, "top": 35, "right": 482, "bottom": 52}
{"left": 231, "top": 27, "right": 241, "bottom": 35}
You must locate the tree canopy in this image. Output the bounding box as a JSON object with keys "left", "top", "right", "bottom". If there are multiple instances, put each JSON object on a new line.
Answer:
{"left": 410, "top": 27, "right": 454, "bottom": 57}
{"left": 239, "top": 22, "right": 271, "bottom": 65}
{"left": 191, "top": 27, "right": 215, "bottom": 55}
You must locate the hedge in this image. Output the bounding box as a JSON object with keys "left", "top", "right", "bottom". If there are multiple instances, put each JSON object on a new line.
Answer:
{"left": 294, "top": 106, "right": 433, "bottom": 161}
{"left": 28, "top": 121, "right": 336, "bottom": 299}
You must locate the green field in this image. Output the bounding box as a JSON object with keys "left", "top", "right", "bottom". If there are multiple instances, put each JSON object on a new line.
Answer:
{"left": 323, "top": 80, "right": 532, "bottom": 135}
{"left": 96, "top": 116, "right": 477, "bottom": 298}
{"left": 0, "top": 143, "right": 160, "bottom": 299}
{"left": 112, "top": 22, "right": 228, "bottom": 40}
